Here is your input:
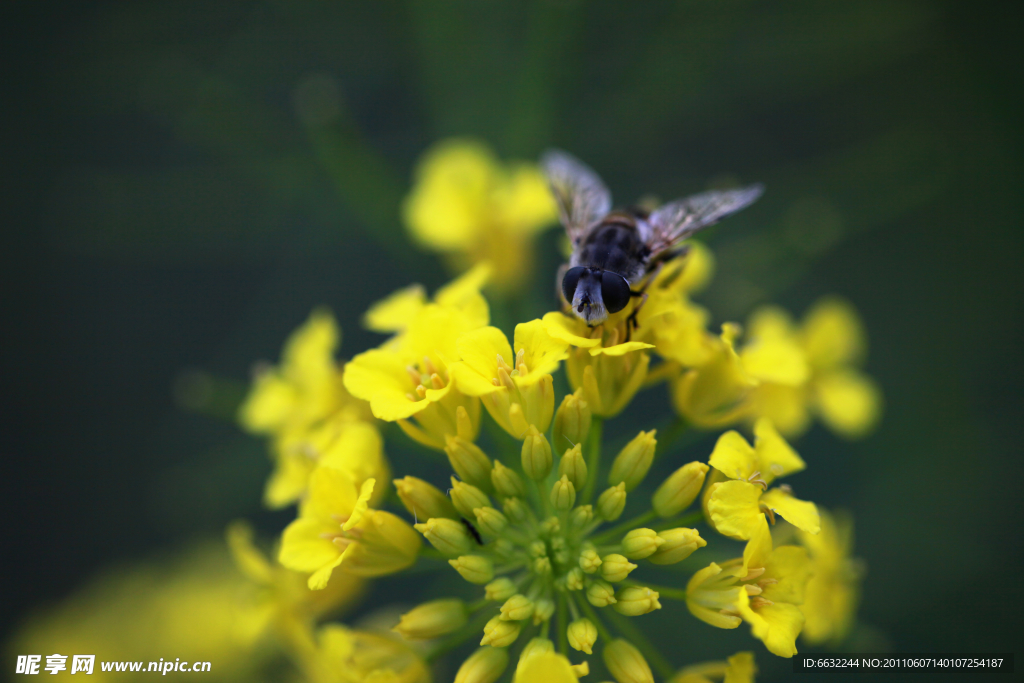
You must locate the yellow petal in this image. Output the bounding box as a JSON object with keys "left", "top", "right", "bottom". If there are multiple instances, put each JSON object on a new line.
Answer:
{"left": 589, "top": 340, "right": 655, "bottom": 357}
{"left": 238, "top": 373, "right": 298, "bottom": 434}
{"left": 308, "top": 543, "right": 355, "bottom": 590}
{"left": 738, "top": 594, "right": 804, "bottom": 658}
{"left": 225, "top": 521, "right": 273, "bottom": 584}
{"left": 800, "top": 297, "right": 865, "bottom": 370}
{"left": 741, "top": 516, "right": 773, "bottom": 574}
{"left": 457, "top": 326, "right": 513, "bottom": 379}
{"left": 762, "top": 545, "right": 812, "bottom": 606}
{"left": 263, "top": 450, "right": 315, "bottom": 509}
{"left": 752, "top": 418, "right": 805, "bottom": 484}
{"left": 815, "top": 370, "right": 882, "bottom": 439}
{"left": 761, "top": 488, "right": 820, "bottom": 535}
{"left": 746, "top": 306, "right": 796, "bottom": 342}
{"left": 708, "top": 480, "right": 765, "bottom": 540}
{"left": 343, "top": 348, "right": 427, "bottom": 421}
{"left": 723, "top": 651, "right": 757, "bottom": 683}
{"left": 500, "top": 164, "right": 558, "bottom": 233}
{"left": 542, "top": 311, "right": 601, "bottom": 348}
{"left": 747, "top": 383, "right": 811, "bottom": 438}
{"left": 513, "top": 651, "right": 578, "bottom": 683}
{"left": 363, "top": 284, "right": 426, "bottom": 333}
{"left": 306, "top": 466, "right": 360, "bottom": 522}
{"left": 435, "top": 262, "right": 493, "bottom": 327}
{"left": 343, "top": 479, "right": 376, "bottom": 531}
{"left": 514, "top": 319, "right": 569, "bottom": 377}
{"left": 318, "top": 422, "right": 388, "bottom": 492}
{"left": 741, "top": 336, "right": 809, "bottom": 386}
{"left": 282, "top": 308, "right": 339, "bottom": 386}
{"left": 708, "top": 431, "right": 757, "bottom": 481}
{"left": 279, "top": 517, "right": 341, "bottom": 573}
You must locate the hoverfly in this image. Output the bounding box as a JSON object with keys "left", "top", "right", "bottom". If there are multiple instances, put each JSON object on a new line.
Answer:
{"left": 542, "top": 150, "right": 763, "bottom": 327}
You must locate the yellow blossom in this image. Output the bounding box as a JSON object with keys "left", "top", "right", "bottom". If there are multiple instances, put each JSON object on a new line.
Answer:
{"left": 279, "top": 470, "right": 419, "bottom": 589}
{"left": 303, "top": 624, "right": 430, "bottom": 683}
{"left": 669, "top": 651, "right": 757, "bottom": 683}
{"left": 515, "top": 647, "right": 579, "bottom": 683}
{"left": 673, "top": 324, "right": 757, "bottom": 428}
{"left": 402, "top": 138, "right": 557, "bottom": 291}
{"left": 741, "top": 298, "right": 882, "bottom": 438}
{"left": 798, "top": 509, "right": 862, "bottom": 645}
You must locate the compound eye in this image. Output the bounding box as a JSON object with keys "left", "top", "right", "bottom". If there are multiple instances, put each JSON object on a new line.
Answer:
{"left": 562, "top": 266, "right": 585, "bottom": 304}
{"left": 600, "top": 271, "right": 632, "bottom": 314}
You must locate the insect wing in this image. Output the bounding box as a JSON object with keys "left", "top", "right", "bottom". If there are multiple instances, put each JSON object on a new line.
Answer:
{"left": 648, "top": 184, "right": 764, "bottom": 255}
{"left": 541, "top": 149, "right": 612, "bottom": 243}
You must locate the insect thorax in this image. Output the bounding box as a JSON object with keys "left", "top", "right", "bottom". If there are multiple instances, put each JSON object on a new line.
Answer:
{"left": 573, "top": 219, "right": 649, "bottom": 282}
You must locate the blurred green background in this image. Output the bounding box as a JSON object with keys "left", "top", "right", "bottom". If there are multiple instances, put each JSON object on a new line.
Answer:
{"left": 3, "top": 1, "right": 1021, "bottom": 681}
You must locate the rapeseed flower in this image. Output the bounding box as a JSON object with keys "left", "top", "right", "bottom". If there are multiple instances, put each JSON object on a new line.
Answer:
{"left": 798, "top": 508, "right": 863, "bottom": 645}
{"left": 402, "top": 138, "right": 557, "bottom": 291}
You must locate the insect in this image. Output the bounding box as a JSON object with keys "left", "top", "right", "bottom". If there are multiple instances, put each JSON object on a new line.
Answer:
{"left": 542, "top": 150, "right": 764, "bottom": 327}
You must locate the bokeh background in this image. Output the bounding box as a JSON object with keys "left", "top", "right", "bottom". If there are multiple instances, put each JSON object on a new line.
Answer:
{"left": 3, "top": 1, "right": 1021, "bottom": 681}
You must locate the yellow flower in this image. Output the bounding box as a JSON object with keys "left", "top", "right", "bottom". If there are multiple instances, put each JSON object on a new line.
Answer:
{"left": 302, "top": 624, "right": 430, "bottom": 683}
{"left": 798, "top": 509, "right": 862, "bottom": 645}
{"left": 402, "top": 138, "right": 557, "bottom": 291}
{"left": 344, "top": 267, "right": 490, "bottom": 449}
{"left": 669, "top": 651, "right": 757, "bottom": 683}
{"left": 672, "top": 324, "right": 757, "bottom": 428}
{"left": 706, "top": 420, "right": 819, "bottom": 540}
{"left": 514, "top": 649, "right": 579, "bottom": 683}
{"left": 544, "top": 311, "right": 654, "bottom": 418}
{"left": 449, "top": 319, "right": 569, "bottom": 437}
{"left": 279, "top": 470, "right": 419, "bottom": 589}
{"left": 238, "top": 308, "right": 379, "bottom": 508}
{"left": 741, "top": 298, "right": 882, "bottom": 438}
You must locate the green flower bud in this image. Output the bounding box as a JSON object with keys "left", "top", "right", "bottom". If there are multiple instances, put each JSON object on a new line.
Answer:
{"left": 648, "top": 527, "right": 706, "bottom": 565}
{"left": 394, "top": 476, "right": 458, "bottom": 521}
{"left": 473, "top": 506, "right": 508, "bottom": 537}
{"left": 480, "top": 614, "right": 521, "bottom": 647}
{"left": 550, "top": 475, "right": 576, "bottom": 511}
{"left": 558, "top": 443, "right": 588, "bottom": 490}
{"left": 552, "top": 389, "right": 592, "bottom": 457}
{"left": 586, "top": 578, "right": 617, "bottom": 607}
{"left": 621, "top": 528, "right": 665, "bottom": 559}
{"left": 503, "top": 496, "right": 529, "bottom": 523}
{"left": 612, "top": 586, "right": 662, "bottom": 616}
{"left": 529, "top": 540, "right": 548, "bottom": 557}
{"left": 652, "top": 461, "right": 709, "bottom": 518}
{"left": 445, "top": 435, "right": 494, "bottom": 492}
{"left": 531, "top": 599, "right": 555, "bottom": 625}
{"left": 565, "top": 566, "right": 585, "bottom": 591}
{"left": 533, "top": 556, "right": 552, "bottom": 574}
{"left": 414, "top": 518, "right": 473, "bottom": 556}
{"left": 455, "top": 647, "right": 508, "bottom": 683}
{"left": 600, "top": 554, "right": 637, "bottom": 582}
{"left": 394, "top": 598, "right": 468, "bottom": 640}
{"left": 449, "top": 555, "right": 494, "bottom": 584}
{"left": 568, "top": 504, "right": 593, "bottom": 533}
{"left": 484, "top": 577, "right": 517, "bottom": 602}
{"left": 579, "top": 547, "right": 602, "bottom": 574}
{"left": 567, "top": 618, "right": 598, "bottom": 654}
{"left": 603, "top": 639, "right": 654, "bottom": 683}
{"left": 539, "top": 516, "right": 561, "bottom": 536}
{"left": 450, "top": 477, "right": 491, "bottom": 518}
{"left": 608, "top": 430, "right": 657, "bottom": 492}
{"left": 491, "top": 460, "right": 526, "bottom": 498}
{"left": 499, "top": 594, "right": 535, "bottom": 621}
{"left": 597, "top": 483, "right": 627, "bottom": 521}
{"left": 520, "top": 425, "right": 553, "bottom": 481}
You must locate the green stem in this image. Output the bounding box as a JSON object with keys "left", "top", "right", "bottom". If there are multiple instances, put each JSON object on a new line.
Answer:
{"left": 590, "top": 509, "right": 658, "bottom": 545}
{"left": 575, "top": 594, "right": 613, "bottom": 642}
{"left": 604, "top": 609, "right": 675, "bottom": 679}
{"left": 620, "top": 579, "right": 688, "bottom": 601}
{"left": 651, "top": 510, "right": 704, "bottom": 533}
{"left": 557, "top": 593, "right": 569, "bottom": 655}
{"left": 581, "top": 418, "right": 604, "bottom": 505}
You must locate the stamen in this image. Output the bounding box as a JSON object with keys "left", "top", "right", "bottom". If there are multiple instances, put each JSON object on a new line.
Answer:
{"left": 757, "top": 578, "right": 779, "bottom": 588}
{"left": 422, "top": 356, "right": 438, "bottom": 377}
{"left": 718, "top": 608, "right": 741, "bottom": 617}
{"left": 761, "top": 505, "right": 777, "bottom": 525}
{"left": 496, "top": 354, "right": 513, "bottom": 374}
{"left": 744, "top": 584, "right": 762, "bottom": 596}
{"left": 749, "top": 597, "right": 775, "bottom": 609}
{"left": 776, "top": 484, "right": 793, "bottom": 494}
{"left": 331, "top": 537, "right": 352, "bottom": 549}
{"left": 769, "top": 463, "right": 784, "bottom": 476}
{"left": 406, "top": 365, "right": 422, "bottom": 386}
{"left": 497, "top": 368, "right": 516, "bottom": 391}
{"left": 740, "top": 567, "right": 766, "bottom": 582}
{"left": 430, "top": 373, "right": 445, "bottom": 390}
{"left": 606, "top": 327, "right": 620, "bottom": 347}
{"left": 415, "top": 384, "right": 428, "bottom": 398}
{"left": 330, "top": 514, "right": 351, "bottom": 525}
{"left": 491, "top": 378, "right": 500, "bottom": 386}
{"left": 406, "top": 393, "right": 417, "bottom": 401}
{"left": 747, "top": 471, "right": 768, "bottom": 490}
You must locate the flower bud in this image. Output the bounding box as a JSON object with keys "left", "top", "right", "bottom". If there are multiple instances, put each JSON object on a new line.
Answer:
{"left": 612, "top": 586, "right": 662, "bottom": 616}
{"left": 484, "top": 577, "right": 517, "bottom": 602}
{"left": 533, "top": 556, "right": 552, "bottom": 574}
{"left": 491, "top": 460, "right": 526, "bottom": 498}
{"left": 517, "top": 637, "right": 554, "bottom": 674}
{"left": 567, "top": 618, "right": 598, "bottom": 655}
{"left": 521, "top": 426, "right": 553, "bottom": 481}
{"left": 450, "top": 477, "right": 491, "bottom": 518}
{"left": 558, "top": 443, "right": 588, "bottom": 490}
{"left": 502, "top": 496, "right": 529, "bottom": 523}
{"left": 600, "top": 554, "right": 637, "bottom": 582}
{"left": 449, "top": 555, "right": 494, "bottom": 584}
{"left": 456, "top": 646, "right": 508, "bottom": 683}
{"left": 531, "top": 598, "right": 555, "bottom": 625}
{"left": 499, "top": 594, "right": 534, "bottom": 621}
{"left": 603, "top": 638, "right": 654, "bottom": 683}
{"left": 586, "top": 578, "right": 617, "bottom": 607}
{"left": 648, "top": 528, "right": 706, "bottom": 565}
{"left": 608, "top": 430, "right": 657, "bottom": 492}
{"left": 394, "top": 598, "right": 468, "bottom": 639}
{"left": 445, "top": 435, "right": 494, "bottom": 492}
{"left": 568, "top": 504, "right": 593, "bottom": 533}
{"left": 652, "top": 461, "right": 709, "bottom": 518}
{"left": 481, "top": 614, "right": 521, "bottom": 647}
{"left": 550, "top": 475, "right": 576, "bottom": 511}
{"left": 621, "top": 528, "right": 665, "bottom": 559}
{"left": 565, "top": 566, "right": 585, "bottom": 591}
{"left": 394, "top": 476, "right": 458, "bottom": 521}
{"left": 415, "top": 518, "right": 473, "bottom": 556}
{"left": 552, "top": 389, "right": 592, "bottom": 456}
{"left": 571, "top": 661, "right": 590, "bottom": 677}
{"left": 473, "top": 506, "right": 508, "bottom": 537}
{"left": 579, "top": 547, "right": 602, "bottom": 574}
{"left": 597, "top": 483, "right": 627, "bottom": 521}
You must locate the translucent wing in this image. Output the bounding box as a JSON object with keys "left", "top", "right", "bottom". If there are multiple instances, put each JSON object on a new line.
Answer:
{"left": 541, "top": 149, "right": 612, "bottom": 244}
{"left": 647, "top": 184, "right": 764, "bottom": 256}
